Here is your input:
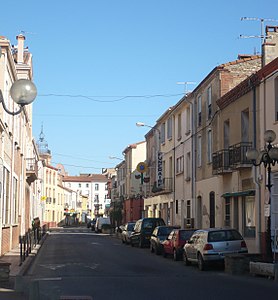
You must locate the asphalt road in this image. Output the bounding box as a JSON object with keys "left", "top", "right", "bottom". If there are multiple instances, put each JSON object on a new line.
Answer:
{"left": 25, "top": 227, "right": 278, "bottom": 300}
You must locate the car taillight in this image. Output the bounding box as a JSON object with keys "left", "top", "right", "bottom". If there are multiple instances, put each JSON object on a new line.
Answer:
{"left": 203, "top": 243, "right": 213, "bottom": 250}
{"left": 241, "top": 241, "right": 247, "bottom": 248}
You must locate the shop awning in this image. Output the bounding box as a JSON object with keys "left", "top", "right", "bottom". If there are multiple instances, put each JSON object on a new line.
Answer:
{"left": 222, "top": 190, "right": 255, "bottom": 198}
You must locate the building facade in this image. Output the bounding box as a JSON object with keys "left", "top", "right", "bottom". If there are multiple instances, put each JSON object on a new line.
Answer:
{"left": 0, "top": 34, "right": 38, "bottom": 255}
{"left": 63, "top": 174, "right": 109, "bottom": 218}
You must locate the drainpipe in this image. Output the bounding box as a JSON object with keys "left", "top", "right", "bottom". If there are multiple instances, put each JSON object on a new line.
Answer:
{"left": 191, "top": 97, "right": 196, "bottom": 228}
{"left": 252, "top": 81, "right": 262, "bottom": 253}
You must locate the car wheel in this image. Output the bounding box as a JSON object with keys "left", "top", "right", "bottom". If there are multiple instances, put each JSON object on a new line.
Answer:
{"left": 122, "top": 238, "right": 125, "bottom": 244}
{"left": 173, "top": 249, "right": 178, "bottom": 261}
{"left": 183, "top": 252, "right": 191, "bottom": 266}
{"left": 155, "top": 246, "right": 160, "bottom": 255}
{"left": 197, "top": 253, "right": 206, "bottom": 271}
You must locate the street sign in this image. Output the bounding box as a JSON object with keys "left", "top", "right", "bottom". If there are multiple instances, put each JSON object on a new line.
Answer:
{"left": 136, "top": 162, "right": 148, "bottom": 173}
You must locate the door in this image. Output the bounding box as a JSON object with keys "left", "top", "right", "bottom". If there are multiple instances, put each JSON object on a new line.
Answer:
{"left": 209, "top": 192, "right": 215, "bottom": 228}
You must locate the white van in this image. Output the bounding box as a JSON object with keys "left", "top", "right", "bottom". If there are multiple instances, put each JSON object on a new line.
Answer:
{"left": 95, "top": 217, "right": 111, "bottom": 233}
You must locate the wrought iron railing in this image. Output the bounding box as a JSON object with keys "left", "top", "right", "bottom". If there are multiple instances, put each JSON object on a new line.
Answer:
{"left": 212, "top": 142, "right": 253, "bottom": 175}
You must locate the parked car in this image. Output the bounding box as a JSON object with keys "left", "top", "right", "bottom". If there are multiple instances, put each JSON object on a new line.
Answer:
{"left": 121, "top": 222, "right": 136, "bottom": 244}
{"left": 150, "top": 226, "right": 179, "bottom": 255}
{"left": 162, "top": 229, "right": 195, "bottom": 261}
{"left": 95, "top": 217, "right": 111, "bottom": 233}
{"left": 86, "top": 219, "right": 92, "bottom": 228}
{"left": 115, "top": 224, "right": 125, "bottom": 238}
{"left": 130, "top": 218, "right": 166, "bottom": 248}
{"left": 183, "top": 228, "right": 248, "bottom": 271}
{"left": 90, "top": 219, "right": 96, "bottom": 231}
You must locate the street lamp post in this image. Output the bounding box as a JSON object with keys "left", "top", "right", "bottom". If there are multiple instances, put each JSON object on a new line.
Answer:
{"left": 246, "top": 129, "right": 278, "bottom": 261}
{"left": 0, "top": 79, "right": 37, "bottom": 116}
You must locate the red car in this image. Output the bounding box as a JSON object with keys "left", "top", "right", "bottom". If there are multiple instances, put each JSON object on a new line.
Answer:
{"left": 162, "top": 229, "right": 196, "bottom": 261}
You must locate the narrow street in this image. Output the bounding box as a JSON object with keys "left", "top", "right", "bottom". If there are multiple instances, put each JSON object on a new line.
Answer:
{"left": 23, "top": 227, "right": 278, "bottom": 300}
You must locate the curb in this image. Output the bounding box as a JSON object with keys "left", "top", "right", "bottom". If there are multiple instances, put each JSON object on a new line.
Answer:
{"left": 14, "top": 232, "right": 49, "bottom": 293}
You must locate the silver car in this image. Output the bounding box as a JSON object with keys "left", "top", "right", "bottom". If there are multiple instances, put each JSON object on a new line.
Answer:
{"left": 183, "top": 228, "right": 248, "bottom": 271}
{"left": 121, "top": 222, "right": 136, "bottom": 244}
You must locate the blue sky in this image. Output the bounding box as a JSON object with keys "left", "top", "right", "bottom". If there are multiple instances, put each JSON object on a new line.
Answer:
{"left": 2, "top": 0, "right": 278, "bottom": 175}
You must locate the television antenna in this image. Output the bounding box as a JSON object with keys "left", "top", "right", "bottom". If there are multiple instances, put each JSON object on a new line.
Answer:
{"left": 240, "top": 17, "right": 278, "bottom": 44}
{"left": 177, "top": 81, "right": 196, "bottom": 95}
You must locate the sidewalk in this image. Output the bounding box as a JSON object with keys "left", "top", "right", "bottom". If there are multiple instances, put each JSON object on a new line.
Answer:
{"left": 0, "top": 234, "right": 48, "bottom": 299}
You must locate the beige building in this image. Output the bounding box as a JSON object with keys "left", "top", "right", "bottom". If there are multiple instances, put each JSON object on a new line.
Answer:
{"left": 0, "top": 34, "right": 38, "bottom": 255}
{"left": 142, "top": 112, "right": 175, "bottom": 225}
{"left": 122, "top": 141, "right": 146, "bottom": 222}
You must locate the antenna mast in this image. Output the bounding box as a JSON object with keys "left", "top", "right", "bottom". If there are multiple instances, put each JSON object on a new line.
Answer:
{"left": 240, "top": 17, "right": 278, "bottom": 45}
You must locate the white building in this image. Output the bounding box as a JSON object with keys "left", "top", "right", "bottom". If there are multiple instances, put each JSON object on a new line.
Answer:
{"left": 63, "top": 174, "right": 109, "bottom": 218}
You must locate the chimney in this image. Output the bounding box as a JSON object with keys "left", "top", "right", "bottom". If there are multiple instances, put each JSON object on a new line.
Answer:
{"left": 16, "top": 34, "right": 25, "bottom": 64}
{"left": 262, "top": 26, "right": 278, "bottom": 67}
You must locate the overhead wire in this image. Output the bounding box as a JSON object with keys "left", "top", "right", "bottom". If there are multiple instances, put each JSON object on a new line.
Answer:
{"left": 38, "top": 92, "right": 184, "bottom": 103}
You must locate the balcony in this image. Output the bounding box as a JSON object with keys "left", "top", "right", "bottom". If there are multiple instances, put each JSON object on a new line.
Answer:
{"left": 151, "top": 177, "right": 173, "bottom": 194}
{"left": 26, "top": 158, "right": 38, "bottom": 184}
{"left": 212, "top": 149, "right": 231, "bottom": 175}
{"left": 229, "top": 142, "right": 253, "bottom": 168}
{"left": 212, "top": 142, "right": 253, "bottom": 175}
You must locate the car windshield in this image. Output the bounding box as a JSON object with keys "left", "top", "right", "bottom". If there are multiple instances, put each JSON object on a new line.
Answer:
{"left": 127, "top": 223, "right": 135, "bottom": 231}
{"left": 143, "top": 219, "right": 165, "bottom": 229}
{"left": 158, "top": 227, "right": 174, "bottom": 236}
{"left": 179, "top": 230, "right": 195, "bottom": 241}
{"left": 208, "top": 230, "right": 243, "bottom": 242}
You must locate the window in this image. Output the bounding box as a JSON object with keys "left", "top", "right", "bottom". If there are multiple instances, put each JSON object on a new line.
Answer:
{"left": 94, "top": 194, "right": 99, "bottom": 203}
{"left": 197, "top": 95, "right": 202, "bottom": 126}
{"left": 78, "top": 183, "right": 81, "bottom": 188}
{"left": 86, "top": 183, "right": 89, "bottom": 188}
{"left": 167, "top": 117, "right": 172, "bottom": 140}
{"left": 225, "top": 197, "right": 231, "bottom": 227}
{"left": 186, "top": 152, "right": 191, "bottom": 180}
{"left": 241, "top": 109, "right": 249, "bottom": 142}
{"left": 224, "top": 120, "right": 230, "bottom": 148}
{"left": 176, "top": 156, "right": 184, "bottom": 174}
{"left": 207, "top": 129, "right": 212, "bottom": 163}
{"left": 169, "top": 156, "right": 173, "bottom": 179}
{"left": 224, "top": 120, "right": 230, "bottom": 167}
{"left": 105, "top": 183, "right": 108, "bottom": 190}
{"left": 186, "top": 200, "right": 191, "bottom": 220}
{"left": 177, "top": 113, "right": 182, "bottom": 139}
{"left": 161, "top": 123, "right": 165, "bottom": 144}
{"left": 207, "top": 86, "right": 212, "bottom": 119}
{"left": 3, "top": 167, "right": 10, "bottom": 224}
{"left": 176, "top": 200, "right": 179, "bottom": 214}
{"left": 13, "top": 177, "right": 18, "bottom": 223}
{"left": 197, "top": 135, "right": 202, "bottom": 167}
{"left": 243, "top": 196, "right": 256, "bottom": 237}
{"left": 95, "top": 184, "right": 99, "bottom": 191}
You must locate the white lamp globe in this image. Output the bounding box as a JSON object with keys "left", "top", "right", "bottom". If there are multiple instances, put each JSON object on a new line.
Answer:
{"left": 10, "top": 79, "right": 37, "bottom": 105}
